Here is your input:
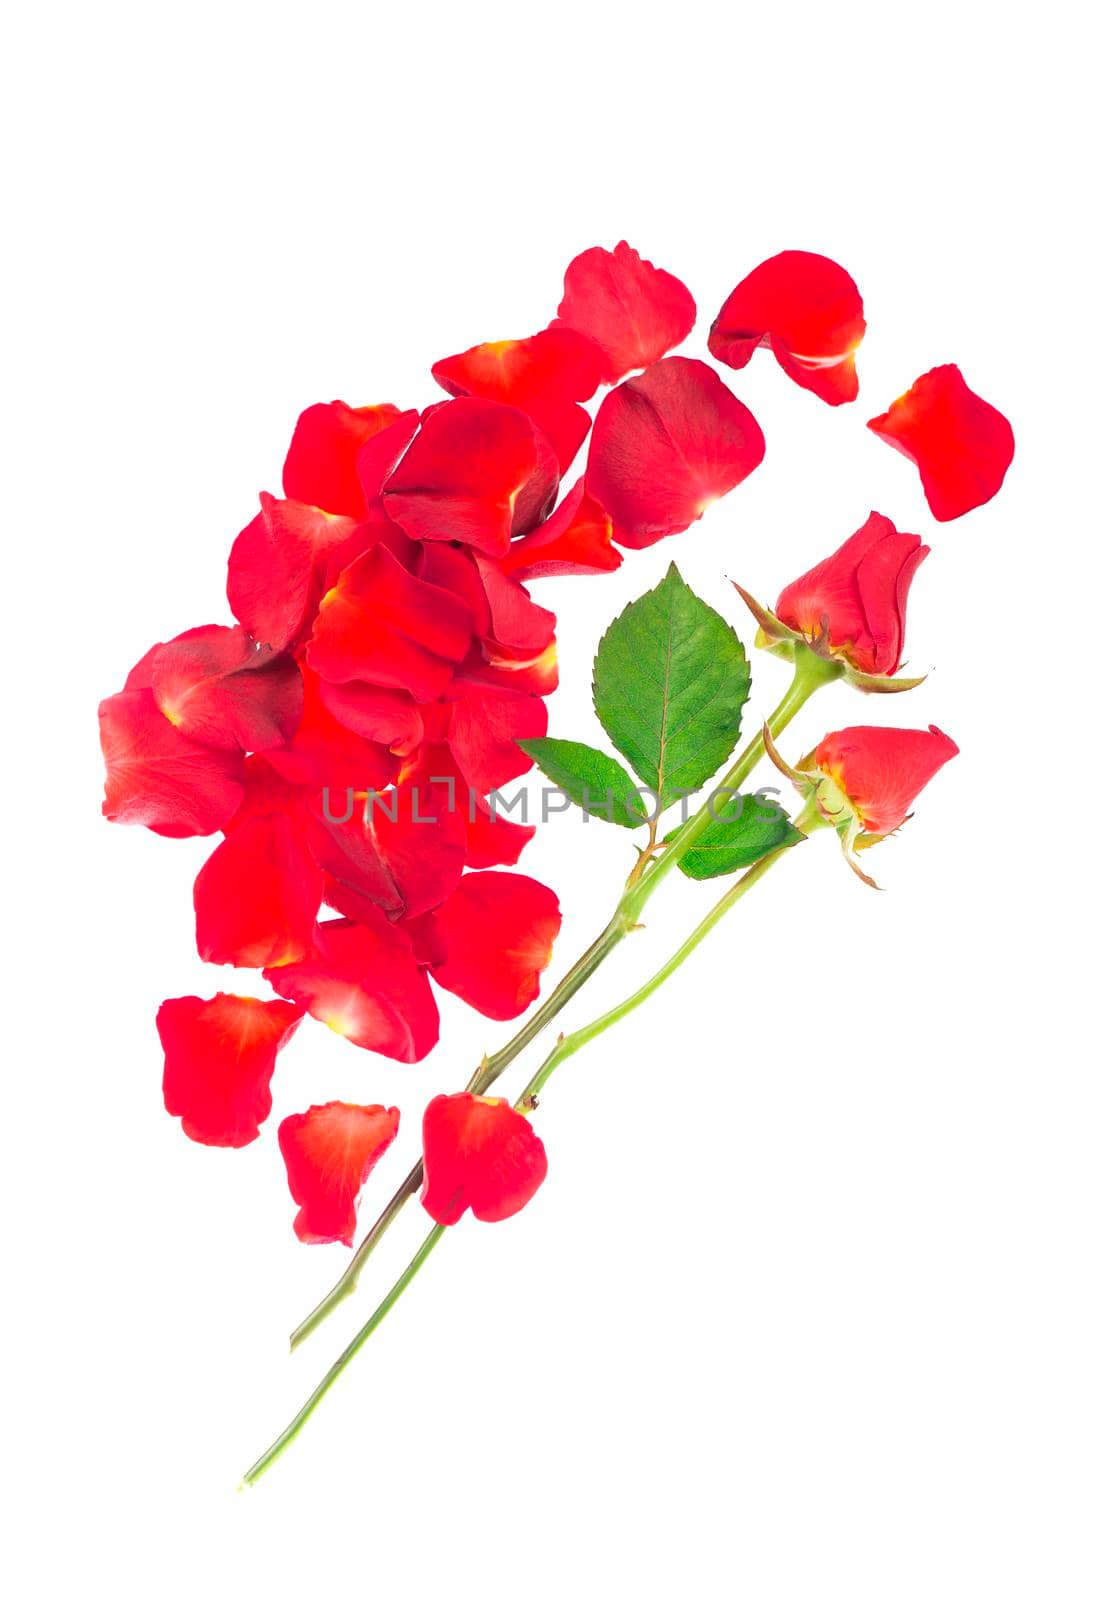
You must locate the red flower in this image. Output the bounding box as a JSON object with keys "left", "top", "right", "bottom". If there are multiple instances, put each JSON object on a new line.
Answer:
{"left": 193, "top": 811, "right": 323, "bottom": 968}
{"left": 708, "top": 250, "right": 866, "bottom": 405}
{"left": 813, "top": 725, "right": 959, "bottom": 835}
{"left": 159, "top": 993, "right": 303, "bottom": 1147}
{"left": 383, "top": 398, "right": 540, "bottom": 557}
{"left": 411, "top": 871, "right": 562, "bottom": 1020}
{"left": 282, "top": 401, "right": 418, "bottom": 518}
{"left": 420, "top": 1093, "right": 547, "bottom": 1225}
{"left": 264, "top": 912, "right": 439, "bottom": 1061}
{"left": 500, "top": 479, "right": 622, "bottom": 580}
{"left": 99, "top": 689, "right": 245, "bottom": 838}
{"left": 775, "top": 512, "right": 929, "bottom": 675}
{"left": 552, "top": 241, "right": 696, "bottom": 382}
{"left": 279, "top": 1102, "right": 400, "bottom": 1245}
{"left": 867, "top": 365, "right": 1014, "bottom": 521}
{"left": 432, "top": 328, "right": 602, "bottom": 474}
{"left": 586, "top": 357, "right": 765, "bottom": 546}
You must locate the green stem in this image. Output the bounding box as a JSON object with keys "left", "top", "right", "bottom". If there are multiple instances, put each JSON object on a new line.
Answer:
{"left": 517, "top": 803, "right": 825, "bottom": 1108}
{"left": 243, "top": 1224, "right": 446, "bottom": 1488}
{"left": 250, "top": 807, "right": 823, "bottom": 1484}
{"left": 289, "top": 644, "right": 835, "bottom": 1350}
{"left": 289, "top": 913, "right": 628, "bottom": 1348}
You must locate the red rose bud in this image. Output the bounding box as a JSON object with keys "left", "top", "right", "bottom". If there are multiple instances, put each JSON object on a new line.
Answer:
{"left": 775, "top": 512, "right": 929, "bottom": 678}
{"left": 812, "top": 724, "right": 959, "bottom": 837}
{"left": 420, "top": 1093, "right": 547, "bottom": 1225}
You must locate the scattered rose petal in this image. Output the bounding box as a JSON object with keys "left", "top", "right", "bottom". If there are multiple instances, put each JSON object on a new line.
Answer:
{"left": 586, "top": 357, "right": 765, "bottom": 546}
{"left": 414, "top": 871, "right": 561, "bottom": 1021}
{"left": 552, "top": 241, "right": 696, "bottom": 382}
{"left": 708, "top": 250, "right": 865, "bottom": 405}
{"left": 265, "top": 912, "right": 440, "bottom": 1062}
{"left": 421, "top": 1093, "right": 548, "bottom": 1224}
{"left": 99, "top": 688, "right": 245, "bottom": 837}
{"left": 383, "top": 397, "right": 538, "bottom": 557}
{"left": 159, "top": 993, "right": 303, "bottom": 1147}
{"left": 866, "top": 364, "right": 1015, "bottom": 521}
{"left": 279, "top": 1102, "right": 400, "bottom": 1245}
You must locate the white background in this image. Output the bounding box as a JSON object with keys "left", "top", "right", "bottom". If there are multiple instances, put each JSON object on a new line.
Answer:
{"left": 5, "top": 3, "right": 1094, "bottom": 1595}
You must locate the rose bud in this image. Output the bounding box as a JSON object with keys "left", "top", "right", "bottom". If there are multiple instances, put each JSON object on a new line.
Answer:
{"left": 735, "top": 513, "right": 929, "bottom": 693}
{"left": 765, "top": 722, "right": 959, "bottom": 887}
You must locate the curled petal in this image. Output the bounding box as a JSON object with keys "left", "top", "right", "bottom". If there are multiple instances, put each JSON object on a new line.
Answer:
{"left": 501, "top": 479, "right": 622, "bottom": 580}
{"left": 415, "top": 871, "right": 561, "bottom": 1021}
{"left": 775, "top": 512, "right": 929, "bottom": 676}
{"left": 552, "top": 240, "right": 696, "bottom": 382}
{"left": 279, "top": 1102, "right": 400, "bottom": 1245}
{"left": 383, "top": 397, "right": 538, "bottom": 557}
{"left": 432, "top": 328, "right": 601, "bottom": 474}
{"left": 867, "top": 365, "right": 1015, "bottom": 521}
{"left": 194, "top": 811, "right": 323, "bottom": 968}
{"left": 130, "top": 624, "right": 303, "bottom": 753}
{"left": 159, "top": 993, "right": 303, "bottom": 1147}
{"left": 283, "top": 401, "right": 415, "bottom": 517}
{"left": 421, "top": 1093, "right": 547, "bottom": 1225}
{"left": 586, "top": 357, "right": 765, "bottom": 546}
{"left": 265, "top": 912, "right": 439, "bottom": 1061}
{"left": 708, "top": 250, "right": 866, "bottom": 405}
{"left": 814, "top": 724, "right": 959, "bottom": 835}
{"left": 306, "top": 544, "right": 473, "bottom": 701}
{"left": 99, "top": 689, "right": 244, "bottom": 837}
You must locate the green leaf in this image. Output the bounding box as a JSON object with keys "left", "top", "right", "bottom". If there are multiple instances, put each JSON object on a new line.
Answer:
{"left": 592, "top": 563, "right": 750, "bottom": 809}
{"left": 518, "top": 737, "right": 648, "bottom": 828}
{"left": 667, "top": 792, "right": 803, "bottom": 880}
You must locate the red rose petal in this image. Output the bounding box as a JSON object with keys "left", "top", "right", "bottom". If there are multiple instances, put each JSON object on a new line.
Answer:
{"left": 417, "top": 871, "right": 561, "bottom": 1021}
{"left": 432, "top": 328, "right": 602, "bottom": 474}
{"left": 194, "top": 811, "right": 323, "bottom": 968}
{"left": 447, "top": 688, "right": 547, "bottom": 795}
{"left": 552, "top": 241, "right": 696, "bottom": 382}
{"left": 307, "top": 775, "right": 468, "bottom": 921}
{"left": 99, "top": 688, "right": 245, "bottom": 838}
{"left": 279, "top": 1102, "right": 400, "bottom": 1245}
{"left": 227, "top": 494, "right": 373, "bottom": 653}
{"left": 316, "top": 679, "right": 425, "bottom": 757}
{"left": 500, "top": 479, "right": 622, "bottom": 580}
{"left": 283, "top": 401, "right": 413, "bottom": 517}
{"left": 383, "top": 397, "right": 538, "bottom": 557}
{"left": 264, "top": 667, "right": 398, "bottom": 794}
{"left": 421, "top": 1093, "right": 547, "bottom": 1225}
{"left": 866, "top": 364, "right": 1015, "bottom": 521}
{"left": 708, "top": 250, "right": 866, "bottom": 405}
{"left": 586, "top": 357, "right": 765, "bottom": 546}
{"left": 306, "top": 544, "right": 473, "bottom": 701}
{"left": 130, "top": 624, "right": 303, "bottom": 753}
{"left": 159, "top": 992, "right": 303, "bottom": 1147}
{"left": 265, "top": 912, "right": 439, "bottom": 1062}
